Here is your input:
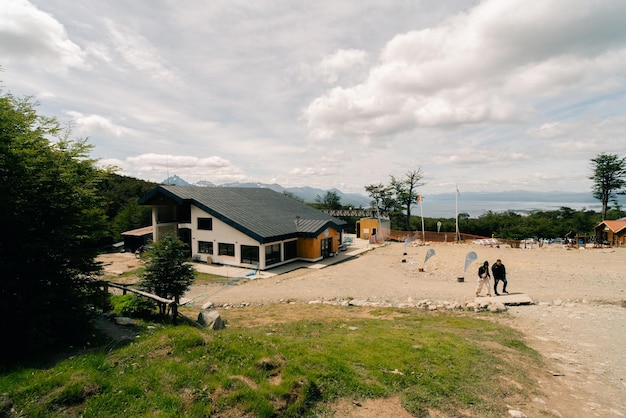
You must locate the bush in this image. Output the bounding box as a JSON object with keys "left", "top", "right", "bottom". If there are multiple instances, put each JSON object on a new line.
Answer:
{"left": 109, "top": 294, "right": 156, "bottom": 318}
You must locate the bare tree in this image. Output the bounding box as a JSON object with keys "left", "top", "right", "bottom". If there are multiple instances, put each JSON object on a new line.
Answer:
{"left": 390, "top": 169, "right": 425, "bottom": 231}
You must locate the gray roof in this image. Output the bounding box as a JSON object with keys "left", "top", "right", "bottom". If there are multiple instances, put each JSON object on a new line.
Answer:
{"left": 139, "top": 185, "right": 346, "bottom": 243}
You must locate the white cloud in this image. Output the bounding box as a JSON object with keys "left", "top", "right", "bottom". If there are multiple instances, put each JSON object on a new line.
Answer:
{"left": 304, "top": 0, "right": 626, "bottom": 141}
{"left": 527, "top": 122, "right": 567, "bottom": 139}
{"left": 104, "top": 19, "right": 182, "bottom": 85}
{"left": 317, "top": 49, "right": 368, "bottom": 83}
{"left": 111, "top": 154, "right": 247, "bottom": 184}
{"left": 65, "top": 111, "right": 128, "bottom": 137}
{"left": 3, "top": 0, "right": 626, "bottom": 197}
{"left": 0, "top": 0, "right": 85, "bottom": 70}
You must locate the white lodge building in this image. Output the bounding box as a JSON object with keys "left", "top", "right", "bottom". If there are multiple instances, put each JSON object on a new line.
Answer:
{"left": 139, "top": 185, "right": 347, "bottom": 271}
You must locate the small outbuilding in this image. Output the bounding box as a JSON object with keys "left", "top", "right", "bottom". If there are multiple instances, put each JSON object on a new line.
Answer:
{"left": 356, "top": 217, "right": 390, "bottom": 242}
{"left": 594, "top": 218, "right": 626, "bottom": 247}
{"left": 121, "top": 225, "right": 154, "bottom": 253}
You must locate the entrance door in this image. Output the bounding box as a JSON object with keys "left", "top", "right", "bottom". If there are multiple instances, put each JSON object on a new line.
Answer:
{"left": 178, "top": 228, "right": 192, "bottom": 257}
{"left": 321, "top": 238, "right": 332, "bottom": 258}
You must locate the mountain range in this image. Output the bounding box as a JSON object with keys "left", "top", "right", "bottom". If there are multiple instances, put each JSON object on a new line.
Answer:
{"left": 160, "top": 174, "right": 618, "bottom": 217}
{"left": 161, "top": 175, "right": 373, "bottom": 207}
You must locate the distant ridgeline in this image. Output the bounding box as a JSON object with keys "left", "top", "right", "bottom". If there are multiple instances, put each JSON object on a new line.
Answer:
{"left": 160, "top": 175, "right": 624, "bottom": 219}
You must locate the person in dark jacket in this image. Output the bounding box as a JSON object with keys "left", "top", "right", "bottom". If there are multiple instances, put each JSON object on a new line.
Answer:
{"left": 491, "top": 258, "right": 508, "bottom": 296}
{"left": 475, "top": 261, "right": 492, "bottom": 297}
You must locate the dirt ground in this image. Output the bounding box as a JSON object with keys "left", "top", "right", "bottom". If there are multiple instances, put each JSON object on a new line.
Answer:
{"left": 99, "top": 242, "right": 626, "bottom": 417}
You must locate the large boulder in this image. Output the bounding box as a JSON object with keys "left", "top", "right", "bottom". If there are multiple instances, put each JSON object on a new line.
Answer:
{"left": 197, "top": 309, "right": 224, "bottom": 330}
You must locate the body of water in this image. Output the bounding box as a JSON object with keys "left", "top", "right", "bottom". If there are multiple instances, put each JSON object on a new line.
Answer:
{"left": 420, "top": 199, "right": 604, "bottom": 219}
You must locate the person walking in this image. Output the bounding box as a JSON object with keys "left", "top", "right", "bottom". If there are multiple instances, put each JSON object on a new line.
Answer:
{"left": 491, "top": 258, "right": 508, "bottom": 296}
{"left": 475, "top": 260, "right": 492, "bottom": 297}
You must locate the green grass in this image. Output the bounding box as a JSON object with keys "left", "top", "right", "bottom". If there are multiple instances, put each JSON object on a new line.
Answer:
{"left": 0, "top": 305, "right": 542, "bottom": 417}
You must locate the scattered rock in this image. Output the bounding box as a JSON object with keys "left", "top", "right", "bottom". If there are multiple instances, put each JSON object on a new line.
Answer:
{"left": 201, "top": 300, "right": 214, "bottom": 310}
{"left": 292, "top": 298, "right": 514, "bottom": 313}
{"left": 507, "top": 410, "right": 527, "bottom": 417}
{"left": 115, "top": 317, "right": 135, "bottom": 325}
{"left": 488, "top": 302, "right": 507, "bottom": 312}
{"left": 197, "top": 309, "right": 225, "bottom": 330}
{"left": 0, "top": 393, "right": 14, "bottom": 416}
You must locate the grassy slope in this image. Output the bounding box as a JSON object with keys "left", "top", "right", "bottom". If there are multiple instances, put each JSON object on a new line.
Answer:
{"left": 0, "top": 305, "right": 543, "bottom": 417}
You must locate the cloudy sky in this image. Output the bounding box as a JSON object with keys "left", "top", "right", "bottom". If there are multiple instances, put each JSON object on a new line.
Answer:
{"left": 2, "top": 0, "right": 626, "bottom": 196}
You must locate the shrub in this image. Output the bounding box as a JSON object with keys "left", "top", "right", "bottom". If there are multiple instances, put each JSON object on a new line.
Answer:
{"left": 109, "top": 294, "right": 156, "bottom": 318}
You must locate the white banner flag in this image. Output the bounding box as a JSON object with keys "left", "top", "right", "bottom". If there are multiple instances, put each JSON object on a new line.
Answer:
{"left": 464, "top": 251, "right": 477, "bottom": 272}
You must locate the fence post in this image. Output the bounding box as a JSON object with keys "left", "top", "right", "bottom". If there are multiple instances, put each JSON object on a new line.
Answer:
{"left": 171, "top": 297, "right": 178, "bottom": 325}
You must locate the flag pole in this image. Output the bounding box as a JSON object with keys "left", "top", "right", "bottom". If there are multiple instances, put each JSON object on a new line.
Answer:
{"left": 455, "top": 184, "right": 460, "bottom": 242}
{"left": 420, "top": 197, "right": 425, "bottom": 244}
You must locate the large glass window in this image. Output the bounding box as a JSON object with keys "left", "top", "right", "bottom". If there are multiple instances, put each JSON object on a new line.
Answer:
{"left": 265, "top": 243, "right": 281, "bottom": 265}
{"left": 198, "top": 217, "right": 213, "bottom": 230}
{"left": 241, "top": 245, "right": 259, "bottom": 265}
{"left": 284, "top": 240, "right": 297, "bottom": 260}
{"left": 198, "top": 241, "right": 213, "bottom": 254}
{"left": 218, "top": 242, "right": 235, "bottom": 256}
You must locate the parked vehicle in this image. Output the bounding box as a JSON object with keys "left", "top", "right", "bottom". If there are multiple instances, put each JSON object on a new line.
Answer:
{"left": 134, "top": 245, "right": 153, "bottom": 259}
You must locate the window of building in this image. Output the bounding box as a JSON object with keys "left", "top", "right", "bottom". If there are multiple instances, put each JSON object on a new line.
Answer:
{"left": 284, "top": 240, "right": 297, "bottom": 260}
{"left": 198, "top": 217, "right": 213, "bottom": 230}
{"left": 241, "top": 245, "right": 259, "bottom": 265}
{"left": 198, "top": 241, "right": 213, "bottom": 254}
{"left": 157, "top": 205, "right": 177, "bottom": 223}
{"left": 218, "top": 242, "right": 235, "bottom": 256}
{"left": 265, "top": 243, "right": 281, "bottom": 265}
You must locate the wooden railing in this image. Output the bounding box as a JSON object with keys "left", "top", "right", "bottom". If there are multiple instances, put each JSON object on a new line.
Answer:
{"left": 385, "top": 230, "right": 520, "bottom": 247}
{"left": 321, "top": 209, "right": 389, "bottom": 218}
{"left": 101, "top": 281, "right": 179, "bottom": 324}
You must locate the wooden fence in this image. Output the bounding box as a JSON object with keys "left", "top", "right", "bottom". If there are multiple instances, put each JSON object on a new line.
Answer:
{"left": 102, "top": 281, "right": 179, "bottom": 324}
{"left": 385, "top": 229, "right": 521, "bottom": 248}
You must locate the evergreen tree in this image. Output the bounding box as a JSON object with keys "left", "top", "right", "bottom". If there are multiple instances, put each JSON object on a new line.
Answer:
{"left": 0, "top": 90, "right": 108, "bottom": 361}
{"left": 315, "top": 190, "right": 342, "bottom": 210}
{"left": 139, "top": 236, "right": 195, "bottom": 314}
{"left": 590, "top": 153, "right": 626, "bottom": 220}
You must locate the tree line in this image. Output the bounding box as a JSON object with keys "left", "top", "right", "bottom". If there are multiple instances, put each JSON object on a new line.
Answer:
{"left": 311, "top": 160, "right": 626, "bottom": 239}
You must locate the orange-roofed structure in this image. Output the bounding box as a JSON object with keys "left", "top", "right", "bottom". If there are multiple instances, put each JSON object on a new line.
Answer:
{"left": 594, "top": 218, "right": 626, "bottom": 247}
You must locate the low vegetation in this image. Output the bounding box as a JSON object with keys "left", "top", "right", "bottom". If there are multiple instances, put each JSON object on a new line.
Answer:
{"left": 0, "top": 305, "right": 543, "bottom": 417}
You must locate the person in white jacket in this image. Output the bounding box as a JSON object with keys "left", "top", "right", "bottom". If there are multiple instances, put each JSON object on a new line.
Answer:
{"left": 475, "top": 260, "right": 492, "bottom": 297}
